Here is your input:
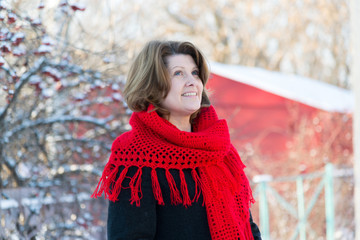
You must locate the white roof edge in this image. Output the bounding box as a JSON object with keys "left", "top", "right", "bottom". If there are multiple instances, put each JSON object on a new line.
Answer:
{"left": 210, "top": 62, "right": 354, "bottom": 113}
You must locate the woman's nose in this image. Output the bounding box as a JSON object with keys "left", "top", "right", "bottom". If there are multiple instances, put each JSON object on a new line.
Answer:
{"left": 185, "top": 74, "right": 196, "bottom": 86}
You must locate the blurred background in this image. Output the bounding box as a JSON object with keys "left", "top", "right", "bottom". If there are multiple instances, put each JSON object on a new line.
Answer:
{"left": 0, "top": 0, "right": 357, "bottom": 239}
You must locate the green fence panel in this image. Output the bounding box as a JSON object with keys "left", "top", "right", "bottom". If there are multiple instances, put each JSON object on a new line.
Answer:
{"left": 325, "top": 163, "right": 335, "bottom": 240}
{"left": 297, "top": 176, "right": 306, "bottom": 240}
{"left": 254, "top": 163, "right": 336, "bottom": 240}
{"left": 259, "top": 181, "right": 270, "bottom": 240}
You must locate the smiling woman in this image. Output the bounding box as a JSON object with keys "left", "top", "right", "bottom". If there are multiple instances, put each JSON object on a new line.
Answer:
{"left": 161, "top": 54, "right": 204, "bottom": 132}
{"left": 92, "top": 40, "right": 261, "bottom": 240}
{"left": 123, "top": 41, "right": 211, "bottom": 120}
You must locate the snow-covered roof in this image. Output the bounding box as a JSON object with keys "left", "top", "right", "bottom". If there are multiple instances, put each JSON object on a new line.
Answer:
{"left": 210, "top": 62, "right": 354, "bottom": 113}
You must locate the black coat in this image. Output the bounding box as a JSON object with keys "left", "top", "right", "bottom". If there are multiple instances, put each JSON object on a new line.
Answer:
{"left": 107, "top": 167, "right": 261, "bottom": 240}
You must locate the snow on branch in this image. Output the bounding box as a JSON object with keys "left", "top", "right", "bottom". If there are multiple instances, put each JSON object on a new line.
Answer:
{"left": 0, "top": 192, "right": 91, "bottom": 210}
{"left": 3, "top": 115, "right": 114, "bottom": 143}
{"left": 3, "top": 157, "right": 24, "bottom": 186}
{"left": 51, "top": 164, "right": 102, "bottom": 177}
{"left": 0, "top": 57, "right": 47, "bottom": 122}
{"left": 53, "top": 136, "right": 112, "bottom": 151}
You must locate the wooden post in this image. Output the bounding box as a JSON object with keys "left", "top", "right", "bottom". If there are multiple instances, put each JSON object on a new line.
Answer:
{"left": 350, "top": 0, "right": 360, "bottom": 239}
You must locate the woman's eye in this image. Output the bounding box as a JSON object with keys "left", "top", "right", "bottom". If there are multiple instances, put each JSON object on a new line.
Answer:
{"left": 192, "top": 70, "right": 200, "bottom": 76}
{"left": 174, "top": 71, "right": 182, "bottom": 76}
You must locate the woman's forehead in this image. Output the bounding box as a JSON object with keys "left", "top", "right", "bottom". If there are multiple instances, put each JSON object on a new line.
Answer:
{"left": 165, "top": 54, "right": 197, "bottom": 68}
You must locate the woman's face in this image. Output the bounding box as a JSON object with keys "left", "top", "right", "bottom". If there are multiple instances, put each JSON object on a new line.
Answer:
{"left": 161, "top": 54, "right": 203, "bottom": 120}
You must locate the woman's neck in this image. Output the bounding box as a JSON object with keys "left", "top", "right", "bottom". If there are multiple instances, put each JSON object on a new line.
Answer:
{"left": 167, "top": 115, "right": 191, "bottom": 132}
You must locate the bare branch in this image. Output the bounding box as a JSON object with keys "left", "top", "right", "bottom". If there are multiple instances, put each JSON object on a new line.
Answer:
{"left": 0, "top": 57, "right": 47, "bottom": 124}
{"left": 3, "top": 157, "right": 24, "bottom": 186}
{"left": 165, "top": 7, "right": 195, "bottom": 28}
{"left": 3, "top": 115, "right": 114, "bottom": 143}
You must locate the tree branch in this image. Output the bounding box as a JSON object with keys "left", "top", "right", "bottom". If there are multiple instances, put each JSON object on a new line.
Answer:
{"left": 2, "top": 157, "right": 24, "bottom": 186}
{"left": 3, "top": 115, "right": 114, "bottom": 143}
{"left": 0, "top": 57, "right": 47, "bottom": 124}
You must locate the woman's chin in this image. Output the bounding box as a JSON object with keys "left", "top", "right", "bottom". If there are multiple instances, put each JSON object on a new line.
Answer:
{"left": 185, "top": 105, "right": 201, "bottom": 114}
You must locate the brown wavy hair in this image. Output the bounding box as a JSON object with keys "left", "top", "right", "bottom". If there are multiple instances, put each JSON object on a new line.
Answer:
{"left": 124, "top": 40, "right": 211, "bottom": 120}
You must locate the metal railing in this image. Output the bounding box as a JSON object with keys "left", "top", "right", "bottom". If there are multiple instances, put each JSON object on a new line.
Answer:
{"left": 252, "top": 163, "right": 353, "bottom": 240}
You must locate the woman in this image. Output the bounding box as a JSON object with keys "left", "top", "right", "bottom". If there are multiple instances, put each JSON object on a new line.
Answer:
{"left": 92, "top": 40, "right": 261, "bottom": 240}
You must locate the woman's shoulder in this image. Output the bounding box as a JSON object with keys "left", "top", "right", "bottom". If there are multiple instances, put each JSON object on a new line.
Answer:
{"left": 111, "top": 131, "right": 133, "bottom": 150}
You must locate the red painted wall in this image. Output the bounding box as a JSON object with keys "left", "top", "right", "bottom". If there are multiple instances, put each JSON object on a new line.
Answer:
{"left": 206, "top": 73, "right": 350, "bottom": 162}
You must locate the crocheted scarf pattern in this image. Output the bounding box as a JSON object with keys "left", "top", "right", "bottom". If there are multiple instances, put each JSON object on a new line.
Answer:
{"left": 92, "top": 104, "right": 255, "bottom": 240}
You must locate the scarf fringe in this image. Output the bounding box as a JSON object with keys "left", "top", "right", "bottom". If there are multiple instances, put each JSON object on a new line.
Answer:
{"left": 91, "top": 177, "right": 104, "bottom": 199}
{"left": 91, "top": 161, "right": 255, "bottom": 212}
{"left": 179, "top": 170, "right": 191, "bottom": 207}
{"left": 108, "top": 166, "right": 129, "bottom": 201}
{"left": 191, "top": 169, "right": 202, "bottom": 203}
{"left": 165, "top": 169, "right": 183, "bottom": 205}
{"left": 129, "top": 167, "right": 143, "bottom": 207}
{"left": 91, "top": 163, "right": 117, "bottom": 199}
{"left": 151, "top": 168, "right": 165, "bottom": 205}
{"left": 92, "top": 164, "right": 206, "bottom": 207}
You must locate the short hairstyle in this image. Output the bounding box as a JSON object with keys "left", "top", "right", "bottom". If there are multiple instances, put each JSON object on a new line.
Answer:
{"left": 124, "top": 40, "right": 210, "bottom": 120}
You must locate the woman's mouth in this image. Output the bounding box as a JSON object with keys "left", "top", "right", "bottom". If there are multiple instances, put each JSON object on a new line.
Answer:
{"left": 181, "top": 92, "right": 197, "bottom": 97}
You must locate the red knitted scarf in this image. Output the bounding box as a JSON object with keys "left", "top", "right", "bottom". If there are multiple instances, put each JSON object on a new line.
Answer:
{"left": 92, "top": 105, "right": 255, "bottom": 240}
